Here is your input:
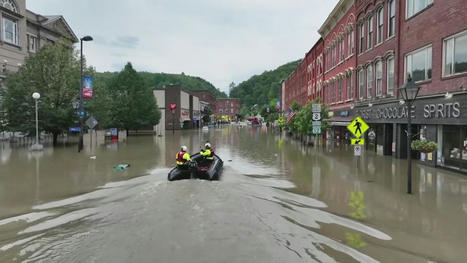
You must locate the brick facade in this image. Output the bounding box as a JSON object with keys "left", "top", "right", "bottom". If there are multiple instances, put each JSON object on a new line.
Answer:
{"left": 215, "top": 98, "right": 241, "bottom": 121}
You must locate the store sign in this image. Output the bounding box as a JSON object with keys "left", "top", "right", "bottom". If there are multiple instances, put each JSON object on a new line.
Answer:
{"left": 353, "top": 95, "right": 467, "bottom": 125}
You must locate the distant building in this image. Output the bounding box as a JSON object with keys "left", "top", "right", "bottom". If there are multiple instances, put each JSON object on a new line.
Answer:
{"left": 0, "top": 0, "right": 78, "bottom": 84}
{"left": 215, "top": 98, "right": 241, "bottom": 121}
{"left": 153, "top": 85, "right": 201, "bottom": 133}
{"left": 190, "top": 90, "right": 216, "bottom": 114}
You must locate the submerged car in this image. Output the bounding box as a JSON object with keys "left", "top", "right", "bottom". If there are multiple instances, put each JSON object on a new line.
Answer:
{"left": 168, "top": 153, "right": 223, "bottom": 181}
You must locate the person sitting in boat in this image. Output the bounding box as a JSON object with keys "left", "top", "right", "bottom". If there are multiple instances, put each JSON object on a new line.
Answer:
{"left": 200, "top": 143, "right": 214, "bottom": 163}
{"left": 176, "top": 145, "right": 191, "bottom": 167}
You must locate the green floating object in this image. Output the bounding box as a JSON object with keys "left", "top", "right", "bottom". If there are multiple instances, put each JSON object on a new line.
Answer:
{"left": 114, "top": 163, "right": 130, "bottom": 170}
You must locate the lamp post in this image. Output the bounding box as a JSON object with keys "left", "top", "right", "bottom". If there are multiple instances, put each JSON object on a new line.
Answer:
{"left": 398, "top": 76, "right": 421, "bottom": 194}
{"left": 31, "top": 92, "right": 43, "bottom": 151}
{"left": 78, "top": 36, "right": 93, "bottom": 152}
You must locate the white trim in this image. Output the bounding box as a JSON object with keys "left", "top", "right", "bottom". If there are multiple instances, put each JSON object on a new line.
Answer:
{"left": 404, "top": 44, "right": 433, "bottom": 82}
{"left": 442, "top": 29, "right": 467, "bottom": 77}
{"left": 406, "top": 0, "right": 434, "bottom": 19}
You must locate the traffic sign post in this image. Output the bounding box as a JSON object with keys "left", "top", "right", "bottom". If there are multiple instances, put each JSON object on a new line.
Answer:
{"left": 311, "top": 104, "right": 322, "bottom": 137}
{"left": 354, "top": 145, "right": 362, "bottom": 156}
{"left": 351, "top": 138, "right": 365, "bottom": 145}
{"left": 347, "top": 116, "right": 369, "bottom": 138}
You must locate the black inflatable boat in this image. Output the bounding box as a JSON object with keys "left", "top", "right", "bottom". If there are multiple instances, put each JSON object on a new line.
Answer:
{"left": 168, "top": 153, "right": 223, "bottom": 181}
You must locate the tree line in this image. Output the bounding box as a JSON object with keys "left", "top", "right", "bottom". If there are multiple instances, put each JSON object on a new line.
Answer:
{"left": 0, "top": 40, "right": 161, "bottom": 144}
{"left": 229, "top": 60, "right": 301, "bottom": 117}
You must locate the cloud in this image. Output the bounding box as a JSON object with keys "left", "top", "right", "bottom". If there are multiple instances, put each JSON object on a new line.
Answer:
{"left": 111, "top": 36, "right": 139, "bottom": 49}
{"left": 26, "top": 0, "right": 339, "bottom": 93}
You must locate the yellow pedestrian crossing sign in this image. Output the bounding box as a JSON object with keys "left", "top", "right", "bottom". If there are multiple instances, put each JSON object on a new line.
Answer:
{"left": 347, "top": 116, "right": 369, "bottom": 138}
{"left": 351, "top": 138, "right": 365, "bottom": 145}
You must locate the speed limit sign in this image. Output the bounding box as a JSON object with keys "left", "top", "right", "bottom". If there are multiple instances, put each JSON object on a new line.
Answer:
{"left": 312, "top": 112, "right": 321, "bottom": 121}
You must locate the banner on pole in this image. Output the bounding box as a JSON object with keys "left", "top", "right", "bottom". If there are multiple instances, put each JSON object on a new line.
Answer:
{"left": 82, "top": 76, "right": 94, "bottom": 99}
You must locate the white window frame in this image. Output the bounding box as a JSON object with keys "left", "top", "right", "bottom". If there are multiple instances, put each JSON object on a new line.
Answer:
{"left": 386, "top": 56, "right": 395, "bottom": 95}
{"left": 358, "top": 69, "right": 365, "bottom": 99}
{"left": 388, "top": 0, "right": 396, "bottom": 37}
{"left": 367, "top": 16, "right": 373, "bottom": 50}
{"left": 338, "top": 77, "right": 343, "bottom": 102}
{"left": 367, "top": 65, "right": 373, "bottom": 98}
{"left": 443, "top": 29, "right": 467, "bottom": 77}
{"left": 27, "top": 34, "right": 38, "bottom": 53}
{"left": 405, "top": 44, "right": 432, "bottom": 83}
{"left": 375, "top": 61, "right": 383, "bottom": 96}
{"left": 359, "top": 23, "right": 365, "bottom": 53}
{"left": 2, "top": 16, "right": 18, "bottom": 45}
{"left": 377, "top": 8, "right": 384, "bottom": 44}
{"left": 406, "top": 0, "right": 433, "bottom": 19}
{"left": 1, "top": 0, "right": 17, "bottom": 12}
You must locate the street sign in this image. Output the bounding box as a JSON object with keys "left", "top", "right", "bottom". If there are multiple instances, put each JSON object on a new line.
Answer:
{"left": 354, "top": 145, "right": 362, "bottom": 156}
{"left": 312, "top": 104, "right": 322, "bottom": 113}
{"left": 347, "top": 116, "right": 369, "bottom": 138}
{"left": 351, "top": 138, "right": 365, "bottom": 145}
{"left": 312, "top": 121, "right": 322, "bottom": 126}
{"left": 312, "top": 112, "right": 321, "bottom": 121}
{"left": 85, "top": 116, "right": 98, "bottom": 129}
{"left": 312, "top": 126, "right": 321, "bottom": 135}
{"left": 69, "top": 127, "right": 81, "bottom": 132}
{"left": 169, "top": 103, "right": 177, "bottom": 110}
{"left": 368, "top": 130, "right": 376, "bottom": 140}
{"left": 76, "top": 110, "right": 87, "bottom": 117}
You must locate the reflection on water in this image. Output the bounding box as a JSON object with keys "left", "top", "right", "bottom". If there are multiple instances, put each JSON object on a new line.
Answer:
{"left": 1, "top": 126, "right": 467, "bottom": 262}
{"left": 348, "top": 191, "right": 367, "bottom": 220}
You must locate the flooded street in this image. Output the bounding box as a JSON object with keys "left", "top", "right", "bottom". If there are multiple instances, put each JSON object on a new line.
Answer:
{"left": 1, "top": 126, "right": 467, "bottom": 262}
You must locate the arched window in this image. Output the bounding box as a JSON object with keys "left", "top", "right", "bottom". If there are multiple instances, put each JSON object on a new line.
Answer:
{"left": 1, "top": 0, "right": 17, "bottom": 12}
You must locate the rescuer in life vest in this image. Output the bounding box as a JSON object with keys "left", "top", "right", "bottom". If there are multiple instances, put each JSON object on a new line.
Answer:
{"left": 176, "top": 145, "right": 191, "bottom": 168}
{"left": 200, "top": 142, "right": 214, "bottom": 165}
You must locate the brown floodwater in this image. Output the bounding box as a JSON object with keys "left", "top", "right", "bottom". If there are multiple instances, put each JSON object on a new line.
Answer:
{"left": 0, "top": 126, "right": 466, "bottom": 262}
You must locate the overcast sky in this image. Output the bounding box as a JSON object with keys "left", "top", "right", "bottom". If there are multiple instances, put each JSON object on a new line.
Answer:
{"left": 28, "top": 0, "right": 339, "bottom": 94}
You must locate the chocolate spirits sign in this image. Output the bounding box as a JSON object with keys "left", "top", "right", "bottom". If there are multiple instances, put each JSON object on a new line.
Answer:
{"left": 354, "top": 96, "right": 466, "bottom": 125}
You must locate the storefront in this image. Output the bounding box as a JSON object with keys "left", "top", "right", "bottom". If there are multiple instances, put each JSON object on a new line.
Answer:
{"left": 352, "top": 92, "right": 467, "bottom": 172}
{"left": 327, "top": 109, "right": 353, "bottom": 144}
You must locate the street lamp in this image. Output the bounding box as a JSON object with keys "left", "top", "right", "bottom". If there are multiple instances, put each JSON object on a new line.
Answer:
{"left": 78, "top": 35, "right": 93, "bottom": 152}
{"left": 398, "top": 76, "right": 421, "bottom": 194}
{"left": 31, "top": 92, "right": 43, "bottom": 151}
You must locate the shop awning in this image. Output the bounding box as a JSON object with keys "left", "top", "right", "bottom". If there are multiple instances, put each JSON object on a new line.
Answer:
{"left": 325, "top": 117, "right": 353, "bottom": 126}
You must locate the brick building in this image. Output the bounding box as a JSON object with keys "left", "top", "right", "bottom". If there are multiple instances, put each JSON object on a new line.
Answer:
{"left": 153, "top": 85, "right": 201, "bottom": 133}
{"left": 319, "top": 0, "right": 357, "bottom": 141}
{"left": 283, "top": 0, "right": 467, "bottom": 172}
{"left": 190, "top": 90, "right": 216, "bottom": 113}
{"left": 215, "top": 98, "right": 241, "bottom": 122}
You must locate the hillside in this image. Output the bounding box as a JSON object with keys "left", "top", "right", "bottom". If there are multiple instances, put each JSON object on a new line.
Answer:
{"left": 229, "top": 60, "right": 301, "bottom": 111}
{"left": 96, "top": 72, "right": 227, "bottom": 98}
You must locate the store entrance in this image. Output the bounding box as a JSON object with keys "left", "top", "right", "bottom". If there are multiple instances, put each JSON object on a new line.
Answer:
{"left": 443, "top": 126, "right": 467, "bottom": 171}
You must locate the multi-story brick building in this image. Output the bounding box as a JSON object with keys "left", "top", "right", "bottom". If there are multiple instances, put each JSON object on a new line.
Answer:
{"left": 0, "top": 0, "right": 77, "bottom": 83}
{"left": 283, "top": 0, "right": 467, "bottom": 172}
{"left": 215, "top": 98, "right": 241, "bottom": 122}
{"left": 350, "top": 0, "right": 400, "bottom": 155}
{"left": 319, "top": 0, "right": 357, "bottom": 141}
{"left": 306, "top": 39, "right": 325, "bottom": 102}
{"left": 190, "top": 90, "right": 216, "bottom": 114}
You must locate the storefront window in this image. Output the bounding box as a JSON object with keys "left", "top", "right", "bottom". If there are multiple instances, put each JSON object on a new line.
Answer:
{"left": 443, "top": 126, "right": 467, "bottom": 170}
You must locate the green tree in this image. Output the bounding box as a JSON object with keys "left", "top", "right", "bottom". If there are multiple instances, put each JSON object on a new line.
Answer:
{"left": 106, "top": 62, "right": 160, "bottom": 131}
{"left": 202, "top": 106, "right": 212, "bottom": 124}
{"left": 230, "top": 60, "right": 301, "bottom": 114}
{"left": 0, "top": 40, "right": 82, "bottom": 144}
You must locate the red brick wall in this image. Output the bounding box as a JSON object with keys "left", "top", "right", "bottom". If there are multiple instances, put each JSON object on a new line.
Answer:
{"left": 215, "top": 98, "right": 241, "bottom": 120}
{"left": 356, "top": 0, "right": 400, "bottom": 99}
{"left": 399, "top": 0, "right": 467, "bottom": 96}
{"left": 323, "top": 5, "right": 357, "bottom": 111}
